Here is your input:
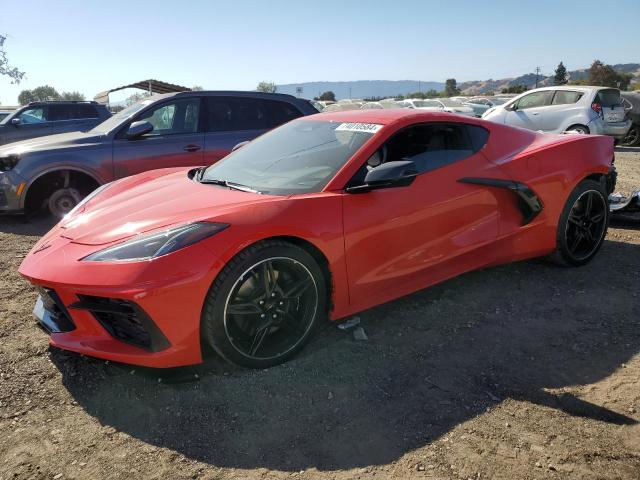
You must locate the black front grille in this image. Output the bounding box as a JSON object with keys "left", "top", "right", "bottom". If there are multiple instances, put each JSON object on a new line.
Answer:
{"left": 36, "top": 287, "right": 76, "bottom": 333}
{"left": 69, "top": 295, "right": 169, "bottom": 352}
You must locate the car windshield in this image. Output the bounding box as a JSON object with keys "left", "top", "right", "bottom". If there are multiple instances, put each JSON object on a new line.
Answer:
{"left": 89, "top": 100, "right": 153, "bottom": 133}
{"left": 0, "top": 112, "right": 12, "bottom": 124}
{"left": 200, "top": 120, "right": 378, "bottom": 195}
{"left": 414, "top": 100, "right": 441, "bottom": 108}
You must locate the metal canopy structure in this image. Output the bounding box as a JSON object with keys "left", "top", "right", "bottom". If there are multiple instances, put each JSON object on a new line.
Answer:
{"left": 94, "top": 79, "right": 190, "bottom": 104}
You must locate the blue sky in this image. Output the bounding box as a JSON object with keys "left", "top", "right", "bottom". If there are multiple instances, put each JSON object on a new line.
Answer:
{"left": 0, "top": 0, "right": 638, "bottom": 105}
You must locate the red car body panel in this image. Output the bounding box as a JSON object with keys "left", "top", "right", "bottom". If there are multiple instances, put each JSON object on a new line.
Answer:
{"left": 19, "top": 110, "right": 614, "bottom": 367}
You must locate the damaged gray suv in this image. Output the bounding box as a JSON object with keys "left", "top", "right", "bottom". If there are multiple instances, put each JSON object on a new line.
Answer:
{"left": 0, "top": 91, "right": 317, "bottom": 217}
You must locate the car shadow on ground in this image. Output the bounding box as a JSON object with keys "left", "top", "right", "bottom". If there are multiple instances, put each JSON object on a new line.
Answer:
{"left": 616, "top": 146, "right": 640, "bottom": 153}
{"left": 51, "top": 239, "right": 639, "bottom": 472}
{"left": 0, "top": 213, "right": 56, "bottom": 236}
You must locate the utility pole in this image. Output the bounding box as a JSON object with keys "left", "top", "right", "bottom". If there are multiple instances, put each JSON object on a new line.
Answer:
{"left": 535, "top": 66, "right": 541, "bottom": 88}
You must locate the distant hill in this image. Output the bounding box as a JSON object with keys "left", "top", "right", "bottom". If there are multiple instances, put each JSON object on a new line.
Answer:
{"left": 458, "top": 63, "right": 640, "bottom": 95}
{"left": 276, "top": 80, "right": 444, "bottom": 100}
{"left": 277, "top": 63, "right": 640, "bottom": 99}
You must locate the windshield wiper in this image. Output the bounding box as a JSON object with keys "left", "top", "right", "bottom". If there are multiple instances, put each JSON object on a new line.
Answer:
{"left": 199, "top": 178, "right": 261, "bottom": 194}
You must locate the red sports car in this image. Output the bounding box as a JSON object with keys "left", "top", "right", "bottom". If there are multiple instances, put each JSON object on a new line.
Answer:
{"left": 19, "top": 110, "right": 616, "bottom": 368}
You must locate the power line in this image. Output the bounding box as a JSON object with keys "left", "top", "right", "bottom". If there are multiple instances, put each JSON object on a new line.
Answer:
{"left": 535, "top": 66, "right": 541, "bottom": 88}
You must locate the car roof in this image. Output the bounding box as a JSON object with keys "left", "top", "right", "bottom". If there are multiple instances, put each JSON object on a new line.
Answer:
{"left": 527, "top": 85, "right": 618, "bottom": 93}
{"left": 165, "top": 90, "right": 305, "bottom": 101}
{"left": 303, "top": 108, "right": 465, "bottom": 125}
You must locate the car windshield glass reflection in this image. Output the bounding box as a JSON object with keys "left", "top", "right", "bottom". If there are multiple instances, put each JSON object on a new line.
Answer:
{"left": 201, "top": 120, "right": 377, "bottom": 195}
{"left": 90, "top": 100, "right": 153, "bottom": 134}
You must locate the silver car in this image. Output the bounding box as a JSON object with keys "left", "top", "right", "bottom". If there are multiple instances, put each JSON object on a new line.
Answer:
{"left": 482, "top": 86, "right": 631, "bottom": 139}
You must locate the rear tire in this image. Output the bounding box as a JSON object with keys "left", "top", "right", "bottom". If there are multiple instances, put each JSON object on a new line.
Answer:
{"left": 549, "top": 179, "right": 608, "bottom": 267}
{"left": 620, "top": 124, "right": 640, "bottom": 147}
{"left": 565, "top": 124, "right": 590, "bottom": 135}
{"left": 201, "top": 240, "right": 326, "bottom": 368}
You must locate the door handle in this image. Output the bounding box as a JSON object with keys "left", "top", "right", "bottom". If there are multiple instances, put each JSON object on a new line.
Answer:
{"left": 183, "top": 144, "right": 201, "bottom": 152}
{"left": 531, "top": 112, "right": 540, "bottom": 115}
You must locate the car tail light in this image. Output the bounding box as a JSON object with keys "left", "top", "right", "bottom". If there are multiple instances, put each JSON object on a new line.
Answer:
{"left": 591, "top": 102, "right": 602, "bottom": 114}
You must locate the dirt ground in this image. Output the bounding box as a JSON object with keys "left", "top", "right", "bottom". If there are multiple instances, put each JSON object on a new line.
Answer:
{"left": 1, "top": 148, "right": 639, "bottom": 480}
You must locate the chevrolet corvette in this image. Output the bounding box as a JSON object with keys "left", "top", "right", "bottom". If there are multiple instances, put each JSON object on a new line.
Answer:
{"left": 19, "top": 110, "right": 616, "bottom": 368}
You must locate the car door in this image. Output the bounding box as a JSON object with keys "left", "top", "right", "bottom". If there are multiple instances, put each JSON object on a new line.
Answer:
{"left": 539, "top": 90, "right": 584, "bottom": 132}
{"left": 504, "top": 91, "right": 551, "bottom": 131}
{"left": 112, "top": 96, "right": 204, "bottom": 178}
{"left": 9, "top": 106, "right": 53, "bottom": 142}
{"left": 202, "top": 97, "right": 303, "bottom": 166}
{"left": 342, "top": 122, "right": 506, "bottom": 306}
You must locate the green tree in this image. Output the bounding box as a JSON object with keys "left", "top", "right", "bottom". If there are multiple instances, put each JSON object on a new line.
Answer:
{"left": 191, "top": 85, "right": 203, "bottom": 91}
{"left": 444, "top": 78, "right": 460, "bottom": 97}
{"left": 256, "top": 81, "right": 277, "bottom": 93}
{"left": 60, "top": 91, "right": 85, "bottom": 101}
{"left": 554, "top": 61, "right": 568, "bottom": 85}
{"left": 588, "top": 60, "right": 632, "bottom": 89}
{"left": 501, "top": 84, "right": 528, "bottom": 94}
{"left": 318, "top": 91, "right": 336, "bottom": 101}
{"left": 18, "top": 85, "right": 60, "bottom": 104}
{"left": 0, "top": 34, "right": 25, "bottom": 84}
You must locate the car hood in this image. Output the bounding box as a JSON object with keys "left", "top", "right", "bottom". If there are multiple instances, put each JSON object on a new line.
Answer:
{"left": 0, "top": 130, "right": 105, "bottom": 156}
{"left": 56, "top": 168, "right": 283, "bottom": 246}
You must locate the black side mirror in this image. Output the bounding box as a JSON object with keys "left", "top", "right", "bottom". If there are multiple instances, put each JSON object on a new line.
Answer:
{"left": 10, "top": 118, "right": 21, "bottom": 126}
{"left": 126, "top": 120, "right": 154, "bottom": 139}
{"left": 506, "top": 103, "right": 517, "bottom": 111}
{"left": 346, "top": 160, "right": 418, "bottom": 194}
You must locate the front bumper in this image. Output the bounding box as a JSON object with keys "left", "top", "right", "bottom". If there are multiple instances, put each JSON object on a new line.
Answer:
{"left": 0, "top": 171, "right": 27, "bottom": 213}
{"left": 19, "top": 233, "right": 225, "bottom": 368}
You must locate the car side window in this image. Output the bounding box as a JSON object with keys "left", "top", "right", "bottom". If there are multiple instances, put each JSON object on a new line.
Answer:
{"left": 263, "top": 100, "right": 303, "bottom": 128}
{"left": 49, "top": 104, "right": 99, "bottom": 121}
{"left": 136, "top": 98, "right": 201, "bottom": 136}
{"left": 350, "top": 123, "right": 484, "bottom": 187}
{"left": 515, "top": 91, "right": 548, "bottom": 110}
{"left": 385, "top": 124, "right": 479, "bottom": 174}
{"left": 18, "top": 107, "right": 48, "bottom": 124}
{"left": 206, "top": 97, "right": 268, "bottom": 132}
{"left": 551, "top": 91, "right": 583, "bottom": 106}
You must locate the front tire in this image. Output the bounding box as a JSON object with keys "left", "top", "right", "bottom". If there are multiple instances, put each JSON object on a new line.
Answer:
{"left": 201, "top": 240, "right": 326, "bottom": 368}
{"left": 549, "top": 179, "right": 609, "bottom": 267}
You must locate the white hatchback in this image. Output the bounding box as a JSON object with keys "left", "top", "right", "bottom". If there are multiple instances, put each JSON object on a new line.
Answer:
{"left": 482, "top": 86, "right": 631, "bottom": 139}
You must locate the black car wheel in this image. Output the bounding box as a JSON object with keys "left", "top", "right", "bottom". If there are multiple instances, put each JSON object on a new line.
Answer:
{"left": 201, "top": 240, "right": 326, "bottom": 368}
{"left": 48, "top": 187, "right": 82, "bottom": 219}
{"left": 621, "top": 124, "right": 640, "bottom": 147}
{"left": 550, "top": 179, "right": 608, "bottom": 267}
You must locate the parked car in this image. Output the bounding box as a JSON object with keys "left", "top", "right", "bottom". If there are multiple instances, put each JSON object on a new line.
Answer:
{"left": 482, "top": 86, "right": 632, "bottom": 139}
{"left": 19, "top": 109, "right": 615, "bottom": 369}
{"left": 0, "top": 91, "right": 318, "bottom": 217}
{"left": 0, "top": 101, "right": 111, "bottom": 146}
{"left": 462, "top": 100, "right": 491, "bottom": 117}
{"left": 464, "top": 97, "right": 510, "bottom": 117}
{"left": 620, "top": 91, "right": 640, "bottom": 146}
{"left": 468, "top": 97, "right": 509, "bottom": 107}
{"left": 397, "top": 99, "right": 443, "bottom": 110}
{"left": 360, "top": 100, "right": 400, "bottom": 110}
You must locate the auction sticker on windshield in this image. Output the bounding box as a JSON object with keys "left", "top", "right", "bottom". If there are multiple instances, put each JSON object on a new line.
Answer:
{"left": 335, "top": 123, "right": 383, "bottom": 134}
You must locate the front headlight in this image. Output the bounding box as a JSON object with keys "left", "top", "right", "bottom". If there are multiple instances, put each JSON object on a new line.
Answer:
{"left": 82, "top": 222, "right": 229, "bottom": 262}
{"left": 0, "top": 154, "right": 20, "bottom": 172}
